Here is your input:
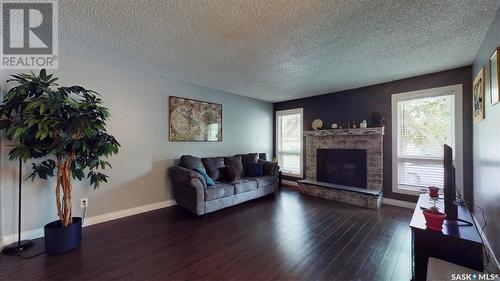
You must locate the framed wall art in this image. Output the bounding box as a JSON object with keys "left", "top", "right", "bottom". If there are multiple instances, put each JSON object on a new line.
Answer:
{"left": 490, "top": 47, "right": 500, "bottom": 105}
{"left": 169, "top": 96, "right": 222, "bottom": 142}
{"left": 473, "top": 68, "right": 485, "bottom": 124}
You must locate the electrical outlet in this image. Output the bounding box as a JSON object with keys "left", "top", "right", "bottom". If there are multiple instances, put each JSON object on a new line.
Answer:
{"left": 80, "top": 198, "right": 88, "bottom": 208}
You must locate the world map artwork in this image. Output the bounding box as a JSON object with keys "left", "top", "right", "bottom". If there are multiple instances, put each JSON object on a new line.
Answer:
{"left": 169, "top": 96, "right": 222, "bottom": 141}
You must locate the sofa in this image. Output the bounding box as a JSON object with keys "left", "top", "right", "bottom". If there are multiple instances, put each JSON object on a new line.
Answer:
{"left": 169, "top": 153, "right": 280, "bottom": 215}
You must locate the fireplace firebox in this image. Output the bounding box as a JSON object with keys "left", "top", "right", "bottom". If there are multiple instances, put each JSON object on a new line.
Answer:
{"left": 316, "top": 148, "right": 367, "bottom": 188}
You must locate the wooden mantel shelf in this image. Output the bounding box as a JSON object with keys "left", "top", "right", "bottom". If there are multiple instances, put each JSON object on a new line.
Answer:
{"left": 303, "top": 127, "right": 385, "bottom": 136}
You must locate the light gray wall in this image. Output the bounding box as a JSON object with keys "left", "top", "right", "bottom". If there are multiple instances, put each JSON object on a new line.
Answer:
{"left": 472, "top": 7, "right": 500, "bottom": 263}
{"left": 0, "top": 52, "right": 273, "bottom": 237}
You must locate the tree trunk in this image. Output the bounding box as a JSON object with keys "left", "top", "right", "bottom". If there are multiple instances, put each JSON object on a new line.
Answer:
{"left": 62, "top": 165, "right": 73, "bottom": 227}
{"left": 59, "top": 153, "right": 75, "bottom": 227}
{"left": 55, "top": 157, "right": 63, "bottom": 223}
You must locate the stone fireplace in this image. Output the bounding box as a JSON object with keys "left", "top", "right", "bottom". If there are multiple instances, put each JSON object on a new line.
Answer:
{"left": 298, "top": 127, "right": 384, "bottom": 209}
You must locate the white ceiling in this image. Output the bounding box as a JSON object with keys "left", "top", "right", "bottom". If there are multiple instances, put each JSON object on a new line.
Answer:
{"left": 59, "top": 0, "right": 500, "bottom": 102}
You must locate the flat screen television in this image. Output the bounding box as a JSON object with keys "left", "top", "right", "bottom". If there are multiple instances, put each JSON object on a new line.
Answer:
{"left": 443, "top": 144, "right": 458, "bottom": 220}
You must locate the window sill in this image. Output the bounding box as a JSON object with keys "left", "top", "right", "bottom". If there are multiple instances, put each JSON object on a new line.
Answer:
{"left": 281, "top": 172, "right": 303, "bottom": 178}
{"left": 393, "top": 186, "right": 426, "bottom": 196}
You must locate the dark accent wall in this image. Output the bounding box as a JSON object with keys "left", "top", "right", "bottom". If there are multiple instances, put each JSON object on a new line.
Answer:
{"left": 274, "top": 67, "right": 473, "bottom": 203}
{"left": 472, "top": 7, "right": 500, "bottom": 265}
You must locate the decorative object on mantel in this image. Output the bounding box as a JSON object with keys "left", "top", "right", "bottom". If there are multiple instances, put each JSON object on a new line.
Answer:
{"left": 371, "top": 112, "right": 385, "bottom": 127}
{"left": 490, "top": 47, "right": 499, "bottom": 105}
{"left": 360, "top": 120, "right": 367, "bottom": 129}
{"left": 351, "top": 121, "right": 357, "bottom": 128}
{"left": 331, "top": 122, "right": 339, "bottom": 129}
{"left": 169, "top": 96, "right": 222, "bottom": 141}
{"left": 473, "top": 68, "right": 485, "bottom": 123}
{"left": 303, "top": 127, "right": 385, "bottom": 136}
{"left": 311, "top": 119, "right": 323, "bottom": 130}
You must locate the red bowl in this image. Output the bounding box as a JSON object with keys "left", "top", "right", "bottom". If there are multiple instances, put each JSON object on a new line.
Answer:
{"left": 423, "top": 209, "right": 446, "bottom": 231}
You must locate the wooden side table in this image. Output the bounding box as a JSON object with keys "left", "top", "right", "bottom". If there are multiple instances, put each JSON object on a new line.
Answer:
{"left": 410, "top": 194, "right": 483, "bottom": 280}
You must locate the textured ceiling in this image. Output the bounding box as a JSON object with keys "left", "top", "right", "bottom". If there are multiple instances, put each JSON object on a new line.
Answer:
{"left": 59, "top": 0, "right": 500, "bottom": 102}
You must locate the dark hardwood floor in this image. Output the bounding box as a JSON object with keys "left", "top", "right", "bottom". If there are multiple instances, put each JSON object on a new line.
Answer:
{"left": 0, "top": 189, "right": 412, "bottom": 281}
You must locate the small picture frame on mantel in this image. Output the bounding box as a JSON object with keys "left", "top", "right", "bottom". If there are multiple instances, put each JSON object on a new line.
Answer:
{"left": 490, "top": 47, "right": 500, "bottom": 105}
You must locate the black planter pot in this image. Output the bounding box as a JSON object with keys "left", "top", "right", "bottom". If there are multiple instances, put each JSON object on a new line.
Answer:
{"left": 44, "top": 217, "right": 82, "bottom": 255}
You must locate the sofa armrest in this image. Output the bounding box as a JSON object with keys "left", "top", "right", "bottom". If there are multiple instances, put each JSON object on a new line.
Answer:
{"left": 168, "top": 166, "right": 206, "bottom": 215}
{"left": 169, "top": 166, "right": 206, "bottom": 187}
{"left": 258, "top": 160, "right": 280, "bottom": 176}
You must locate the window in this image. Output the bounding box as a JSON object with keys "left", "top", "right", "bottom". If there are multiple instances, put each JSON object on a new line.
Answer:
{"left": 276, "top": 108, "right": 303, "bottom": 177}
{"left": 392, "top": 85, "right": 463, "bottom": 194}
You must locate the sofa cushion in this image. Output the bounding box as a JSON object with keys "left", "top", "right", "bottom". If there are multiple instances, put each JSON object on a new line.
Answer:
{"left": 234, "top": 179, "right": 258, "bottom": 194}
{"left": 239, "top": 153, "right": 258, "bottom": 171}
{"left": 194, "top": 168, "right": 215, "bottom": 186}
{"left": 179, "top": 155, "right": 205, "bottom": 171}
{"left": 201, "top": 157, "right": 225, "bottom": 181}
{"left": 244, "top": 176, "right": 277, "bottom": 188}
{"left": 219, "top": 166, "right": 240, "bottom": 182}
{"left": 245, "top": 162, "right": 264, "bottom": 177}
{"left": 224, "top": 155, "right": 244, "bottom": 177}
{"left": 205, "top": 183, "right": 235, "bottom": 201}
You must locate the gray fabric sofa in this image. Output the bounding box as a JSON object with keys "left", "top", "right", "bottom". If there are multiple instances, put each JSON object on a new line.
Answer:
{"left": 169, "top": 154, "right": 280, "bottom": 215}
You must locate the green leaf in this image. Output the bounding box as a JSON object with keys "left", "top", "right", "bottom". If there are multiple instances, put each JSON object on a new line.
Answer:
{"left": 13, "top": 127, "right": 25, "bottom": 139}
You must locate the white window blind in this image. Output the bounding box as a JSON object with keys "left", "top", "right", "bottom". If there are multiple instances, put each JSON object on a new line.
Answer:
{"left": 395, "top": 92, "right": 455, "bottom": 190}
{"left": 276, "top": 108, "right": 303, "bottom": 177}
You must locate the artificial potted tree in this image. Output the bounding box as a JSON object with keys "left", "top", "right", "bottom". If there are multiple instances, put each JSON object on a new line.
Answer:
{"left": 0, "top": 69, "right": 120, "bottom": 255}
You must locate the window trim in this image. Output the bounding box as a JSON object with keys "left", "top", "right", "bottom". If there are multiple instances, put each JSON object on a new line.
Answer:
{"left": 391, "top": 84, "right": 463, "bottom": 196}
{"left": 276, "top": 108, "right": 303, "bottom": 178}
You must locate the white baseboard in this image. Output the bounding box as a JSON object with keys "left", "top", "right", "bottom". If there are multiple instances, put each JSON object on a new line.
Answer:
{"left": 82, "top": 199, "right": 176, "bottom": 227}
{"left": 1, "top": 199, "right": 177, "bottom": 248}
{"left": 0, "top": 228, "right": 45, "bottom": 248}
{"left": 383, "top": 197, "right": 416, "bottom": 209}
{"left": 471, "top": 214, "right": 500, "bottom": 273}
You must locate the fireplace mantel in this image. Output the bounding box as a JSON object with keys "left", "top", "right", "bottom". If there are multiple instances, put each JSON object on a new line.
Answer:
{"left": 303, "top": 127, "right": 384, "bottom": 137}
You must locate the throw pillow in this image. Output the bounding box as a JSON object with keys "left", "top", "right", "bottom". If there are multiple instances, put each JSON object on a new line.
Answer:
{"left": 240, "top": 153, "right": 259, "bottom": 171}
{"left": 194, "top": 168, "right": 215, "bottom": 186}
{"left": 219, "top": 166, "right": 240, "bottom": 183}
{"left": 245, "top": 162, "right": 264, "bottom": 177}
{"left": 201, "top": 157, "right": 225, "bottom": 181}
{"left": 224, "top": 155, "right": 244, "bottom": 177}
{"left": 179, "top": 155, "right": 205, "bottom": 171}
{"left": 259, "top": 160, "right": 278, "bottom": 176}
